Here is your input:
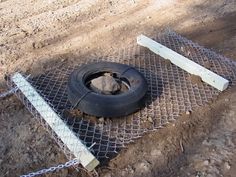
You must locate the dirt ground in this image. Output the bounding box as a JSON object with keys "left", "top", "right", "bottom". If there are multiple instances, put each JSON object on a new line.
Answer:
{"left": 0, "top": 0, "right": 236, "bottom": 177}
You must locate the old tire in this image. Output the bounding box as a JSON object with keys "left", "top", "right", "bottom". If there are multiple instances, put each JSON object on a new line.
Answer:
{"left": 67, "top": 61, "right": 148, "bottom": 117}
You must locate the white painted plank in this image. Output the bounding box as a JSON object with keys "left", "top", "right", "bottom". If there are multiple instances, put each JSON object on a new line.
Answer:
{"left": 137, "top": 34, "right": 229, "bottom": 91}
{"left": 12, "top": 73, "right": 99, "bottom": 171}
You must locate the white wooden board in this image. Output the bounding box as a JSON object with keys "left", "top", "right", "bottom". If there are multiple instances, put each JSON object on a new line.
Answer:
{"left": 137, "top": 34, "right": 229, "bottom": 91}
{"left": 12, "top": 73, "right": 99, "bottom": 171}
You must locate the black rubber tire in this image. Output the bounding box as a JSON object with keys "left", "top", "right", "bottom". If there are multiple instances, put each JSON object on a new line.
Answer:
{"left": 67, "top": 61, "right": 148, "bottom": 117}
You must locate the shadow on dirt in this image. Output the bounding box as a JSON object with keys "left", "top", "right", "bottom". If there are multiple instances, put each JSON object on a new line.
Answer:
{"left": 112, "top": 9, "right": 236, "bottom": 177}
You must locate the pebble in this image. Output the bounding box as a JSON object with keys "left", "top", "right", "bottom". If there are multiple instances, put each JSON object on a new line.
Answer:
{"left": 187, "top": 50, "right": 191, "bottom": 56}
{"left": 134, "top": 160, "right": 150, "bottom": 173}
{"left": 147, "top": 117, "right": 153, "bottom": 123}
{"left": 98, "top": 117, "right": 105, "bottom": 123}
{"left": 32, "top": 41, "right": 44, "bottom": 49}
{"left": 203, "top": 160, "right": 209, "bottom": 166}
{"left": 224, "top": 161, "right": 231, "bottom": 170}
{"left": 185, "top": 110, "right": 191, "bottom": 115}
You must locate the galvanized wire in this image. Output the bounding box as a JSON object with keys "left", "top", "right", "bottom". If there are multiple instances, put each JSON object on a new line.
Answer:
{"left": 0, "top": 87, "right": 18, "bottom": 98}
{"left": 7, "top": 30, "right": 236, "bottom": 171}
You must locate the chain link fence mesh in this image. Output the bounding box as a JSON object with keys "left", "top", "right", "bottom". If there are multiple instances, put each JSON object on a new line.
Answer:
{"left": 7, "top": 30, "right": 236, "bottom": 166}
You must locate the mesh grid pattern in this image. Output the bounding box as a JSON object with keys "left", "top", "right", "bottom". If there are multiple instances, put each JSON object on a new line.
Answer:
{"left": 8, "top": 30, "right": 236, "bottom": 163}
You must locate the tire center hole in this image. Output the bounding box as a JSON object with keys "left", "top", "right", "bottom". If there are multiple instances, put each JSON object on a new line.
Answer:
{"left": 85, "top": 72, "right": 130, "bottom": 95}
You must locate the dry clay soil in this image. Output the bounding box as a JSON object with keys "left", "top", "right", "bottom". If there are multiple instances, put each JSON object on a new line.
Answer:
{"left": 0, "top": 0, "right": 236, "bottom": 177}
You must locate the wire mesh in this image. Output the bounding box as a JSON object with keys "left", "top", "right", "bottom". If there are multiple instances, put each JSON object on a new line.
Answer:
{"left": 8, "top": 30, "right": 236, "bottom": 165}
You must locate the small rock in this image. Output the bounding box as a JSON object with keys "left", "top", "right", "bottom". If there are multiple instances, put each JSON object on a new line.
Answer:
{"left": 185, "top": 110, "right": 191, "bottom": 115}
{"left": 187, "top": 50, "right": 191, "bottom": 56}
{"left": 98, "top": 117, "right": 105, "bottom": 123}
{"left": 90, "top": 75, "right": 120, "bottom": 94}
{"left": 203, "top": 160, "right": 209, "bottom": 166}
{"left": 180, "top": 46, "right": 185, "bottom": 52}
{"left": 134, "top": 160, "right": 150, "bottom": 173}
{"left": 224, "top": 161, "right": 231, "bottom": 170}
{"left": 32, "top": 41, "right": 44, "bottom": 49}
{"left": 147, "top": 117, "right": 153, "bottom": 123}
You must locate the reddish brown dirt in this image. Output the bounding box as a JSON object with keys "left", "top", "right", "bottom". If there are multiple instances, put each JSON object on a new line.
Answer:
{"left": 0, "top": 0, "right": 236, "bottom": 177}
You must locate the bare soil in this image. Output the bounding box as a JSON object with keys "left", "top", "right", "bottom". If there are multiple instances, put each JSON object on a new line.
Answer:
{"left": 0, "top": 0, "right": 236, "bottom": 177}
